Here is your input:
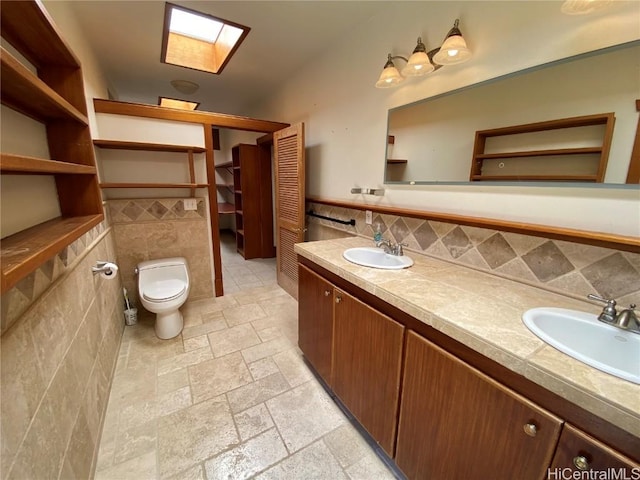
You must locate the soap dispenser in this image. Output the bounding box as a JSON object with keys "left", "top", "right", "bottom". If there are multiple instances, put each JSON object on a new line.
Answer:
{"left": 374, "top": 223, "right": 382, "bottom": 243}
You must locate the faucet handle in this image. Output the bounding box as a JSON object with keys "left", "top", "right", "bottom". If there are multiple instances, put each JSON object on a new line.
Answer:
{"left": 397, "top": 242, "right": 408, "bottom": 256}
{"left": 587, "top": 294, "right": 617, "bottom": 322}
{"left": 616, "top": 304, "right": 639, "bottom": 332}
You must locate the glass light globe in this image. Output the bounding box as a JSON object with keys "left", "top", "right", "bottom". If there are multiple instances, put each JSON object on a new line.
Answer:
{"left": 401, "top": 51, "right": 435, "bottom": 77}
{"left": 433, "top": 35, "right": 472, "bottom": 65}
{"left": 375, "top": 65, "right": 404, "bottom": 88}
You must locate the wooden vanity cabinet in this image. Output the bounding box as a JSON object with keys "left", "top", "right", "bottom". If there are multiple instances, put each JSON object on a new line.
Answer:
{"left": 297, "top": 258, "right": 639, "bottom": 478}
{"left": 297, "top": 264, "right": 404, "bottom": 456}
{"left": 395, "top": 331, "right": 563, "bottom": 480}
{"left": 332, "top": 288, "right": 404, "bottom": 456}
{"left": 549, "top": 424, "right": 639, "bottom": 474}
{"left": 298, "top": 265, "right": 335, "bottom": 386}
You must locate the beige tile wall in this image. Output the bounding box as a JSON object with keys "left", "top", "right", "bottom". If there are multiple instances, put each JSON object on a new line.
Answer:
{"left": 107, "top": 198, "right": 214, "bottom": 305}
{"left": 1, "top": 226, "right": 124, "bottom": 480}
{"left": 306, "top": 202, "right": 640, "bottom": 306}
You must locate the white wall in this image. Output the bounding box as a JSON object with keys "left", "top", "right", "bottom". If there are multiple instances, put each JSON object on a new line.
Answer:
{"left": 250, "top": 1, "right": 640, "bottom": 237}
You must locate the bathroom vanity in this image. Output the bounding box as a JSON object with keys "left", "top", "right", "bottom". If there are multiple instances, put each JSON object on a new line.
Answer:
{"left": 295, "top": 237, "right": 639, "bottom": 479}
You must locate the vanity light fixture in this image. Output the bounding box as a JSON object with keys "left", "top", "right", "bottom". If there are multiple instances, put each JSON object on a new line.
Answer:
{"left": 375, "top": 19, "right": 472, "bottom": 88}
{"left": 432, "top": 19, "right": 472, "bottom": 66}
{"left": 561, "top": 0, "right": 612, "bottom": 15}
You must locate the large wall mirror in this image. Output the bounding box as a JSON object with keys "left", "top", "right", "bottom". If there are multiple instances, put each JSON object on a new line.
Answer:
{"left": 384, "top": 41, "right": 640, "bottom": 187}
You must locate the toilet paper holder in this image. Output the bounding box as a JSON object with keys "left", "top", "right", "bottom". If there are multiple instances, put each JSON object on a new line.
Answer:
{"left": 92, "top": 261, "right": 118, "bottom": 277}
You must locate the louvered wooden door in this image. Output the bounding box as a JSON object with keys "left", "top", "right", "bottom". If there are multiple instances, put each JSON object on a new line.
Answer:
{"left": 274, "top": 123, "right": 305, "bottom": 299}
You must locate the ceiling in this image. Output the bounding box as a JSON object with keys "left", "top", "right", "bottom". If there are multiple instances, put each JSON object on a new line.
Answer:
{"left": 69, "top": 1, "right": 390, "bottom": 115}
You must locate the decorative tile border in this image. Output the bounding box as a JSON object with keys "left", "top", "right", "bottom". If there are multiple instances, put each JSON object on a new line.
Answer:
{"left": 307, "top": 202, "right": 640, "bottom": 305}
{"left": 1, "top": 220, "right": 109, "bottom": 334}
{"left": 108, "top": 198, "right": 206, "bottom": 224}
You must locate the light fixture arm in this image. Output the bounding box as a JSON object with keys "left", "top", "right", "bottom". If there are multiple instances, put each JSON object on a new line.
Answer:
{"left": 384, "top": 53, "right": 408, "bottom": 68}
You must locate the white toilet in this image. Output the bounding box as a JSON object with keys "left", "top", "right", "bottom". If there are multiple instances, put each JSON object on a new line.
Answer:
{"left": 137, "top": 257, "right": 190, "bottom": 339}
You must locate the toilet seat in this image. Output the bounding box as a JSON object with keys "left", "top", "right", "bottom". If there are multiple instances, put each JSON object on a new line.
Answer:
{"left": 142, "top": 279, "right": 186, "bottom": 302}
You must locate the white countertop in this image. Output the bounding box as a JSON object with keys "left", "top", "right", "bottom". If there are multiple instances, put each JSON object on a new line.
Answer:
{"left": 295, "top": 236, "right": 640, "bottom": 437}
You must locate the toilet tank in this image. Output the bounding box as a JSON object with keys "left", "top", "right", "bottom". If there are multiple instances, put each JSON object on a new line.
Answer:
{"left": 137, "top": 257, "right": 189, "bottom": 283}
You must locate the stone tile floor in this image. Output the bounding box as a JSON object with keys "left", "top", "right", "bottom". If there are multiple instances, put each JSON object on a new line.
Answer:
{"left": 219, "top": 231, "right": 277, "bottom": 295}
{"left": 94, "top": 234, "right": 397, "bottom": 479}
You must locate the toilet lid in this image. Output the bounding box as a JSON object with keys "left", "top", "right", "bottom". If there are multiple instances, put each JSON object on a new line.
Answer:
{"left": 143, "top": 279, "right": 186, "bottom": 302}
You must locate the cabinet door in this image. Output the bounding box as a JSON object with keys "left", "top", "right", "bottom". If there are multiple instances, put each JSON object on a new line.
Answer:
{"left": 396, "top": 331, "right": 563, "bottom": 480}
{"left": 332, "top": 288, "right": 404, "bottom": 456}
{"left": 297, "top": 265, "right": 334, "bottom": 386}
{"left": 549, "top": 424, "right": 639, "bottom": 474}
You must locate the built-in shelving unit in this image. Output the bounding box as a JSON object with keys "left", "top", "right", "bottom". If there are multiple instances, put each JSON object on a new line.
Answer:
{"left": 214, "top": 162, "right": 235, "bottom": 214}
{"left": 0, "top": 0, "right": 104, "bottom": 293}
{"left": 94, "top": 139, "right": 208, "bottom": 196}
{"left": 231, "top": 144, "right": 275, "bottom": 259}
{"left": 470, "top": 113, "right": 615, "bottom": 182}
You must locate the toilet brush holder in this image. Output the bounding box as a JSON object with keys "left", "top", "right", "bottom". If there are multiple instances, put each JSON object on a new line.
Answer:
{"left": 124, "top": 307, "right": 138, "bottom": 326}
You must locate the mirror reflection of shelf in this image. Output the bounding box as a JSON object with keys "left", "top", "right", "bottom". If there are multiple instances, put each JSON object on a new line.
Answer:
{"left": 386, "top": 136, "right": 408, "bottom": 165}
{"left": 387, "top": 159, "right": 408, "bottom": 164}
{"left": 470, "top": 113, "right": 615, "bottom": 182}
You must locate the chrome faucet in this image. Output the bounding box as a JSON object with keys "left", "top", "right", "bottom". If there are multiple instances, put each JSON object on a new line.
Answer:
{"left": 375, "top": 238, "right": 408, "bottom": 256}
{"left": 588, "top": 294, "right": 639, "bottom": 334}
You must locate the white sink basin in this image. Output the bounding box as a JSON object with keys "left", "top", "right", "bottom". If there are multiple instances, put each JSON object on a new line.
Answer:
{"left": 343, "top": 247, "right": 413, "bottom": 270}
{"left": 522, "top": 307, "right": 640, "bottom": 384}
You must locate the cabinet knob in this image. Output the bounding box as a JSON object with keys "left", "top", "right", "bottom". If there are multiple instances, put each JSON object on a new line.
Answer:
{"left": 335, "top": 296, "right": 342, "bottom": 304}
{"left": 572, "top": 456, "right": 590, "bottom": 471}
{"left": 324, "top": 290, "right": 331, "bottom": 297}
{"left": 523, "top": 423, "right": 537, "bottom": 437}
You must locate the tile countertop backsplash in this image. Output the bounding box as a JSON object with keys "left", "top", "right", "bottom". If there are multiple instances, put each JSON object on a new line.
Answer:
{"left": 294, "top": 237, "right": 640, "bottom": 438}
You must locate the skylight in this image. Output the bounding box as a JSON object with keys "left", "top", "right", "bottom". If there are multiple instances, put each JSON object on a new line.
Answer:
{"left": 161, "top": 3, "right": 250, "bottom": 75}
{"left": 169, "top": 9, "right": 222, "bottom": 43}
{"left": 159, "top": 97, "right": 199, "bottom": 110}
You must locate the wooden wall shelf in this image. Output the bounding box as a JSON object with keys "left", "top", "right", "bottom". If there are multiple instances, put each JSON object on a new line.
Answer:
{"left": 0, "top": 0, "right": 103, "bottom": 294}
{"left": 99, "top": 182, "right": 208, "bottom": 189}
{"left": 470, "top": 113, "right": 615, "bottom": 182}
{"left": 217, "top": 202, "right": 235, "bottom": 214}
{"left": 94, "top": 139, "right": 207, "bottom": 196}
{"left": 1, "top": 47, "right": 89, "bottom": 125}
{"left": 386, "top": 159, "right": 408, "bottom": 165}
{"left": 1, "top": 214, "right": 103, "bottom": 292}
{"left": 0, "top": 1, "right": 80, "bottom": 68}
{"left": 93, "top": 139, "right": 206, "bottom": 153}
{"left": 215, "top": 161, "right": 233, "bottom": 169}
{"left": 1, "top": 153, "right": 96, "bottom": 175}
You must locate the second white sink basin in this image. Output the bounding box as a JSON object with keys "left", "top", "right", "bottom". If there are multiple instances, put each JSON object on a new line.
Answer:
{"left": 343, "top": 247, "right": 413, "bottom": 270}
{"left": 522, "top": 307, "right": 640, "bottom": 384}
